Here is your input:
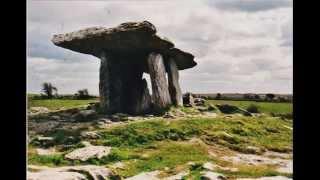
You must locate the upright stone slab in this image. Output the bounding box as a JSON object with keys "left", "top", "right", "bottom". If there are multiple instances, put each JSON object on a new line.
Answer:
{"left": 99, "top": 52, "right": 152, "bottom": 114}
{"left": 130, "top": 78, "right": 152, "bottom": 114}
{"left": 147, "top": 53, "right": 172, "bottom": 110}
{"left": 99, "top": 52, "right": 110, "bottom": 113}
{"left": 167, "top": 58, "right": 183, "bottom": 106}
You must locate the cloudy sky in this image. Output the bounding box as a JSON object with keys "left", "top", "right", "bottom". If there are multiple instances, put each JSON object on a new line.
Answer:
{"left": 27, "top": 0, "right": 292, "bottom": 95}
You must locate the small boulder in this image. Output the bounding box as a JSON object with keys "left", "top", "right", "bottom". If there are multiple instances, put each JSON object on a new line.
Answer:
{"left": 200, "top": 171, "right": 226, "bottom": 180}
{"left": 80, "top": 131, "right": 101, "bottom": 139}
{"left": 86, "top": 102, "right": 100, "bottom": 110}
{"left": 31, "top": 136, "right": 55, "bottom": 147}
{"left": 111, "top": 113, "right": 129, "bottom": 122}
{"left": 65, "top": 145, "right": 112, "bottom": 161}
{"left": 62, "top": 108, "right": 80, "bottom": 115}
{"left": 36, "top": 148, "right": 57, "bottom": 156}
{"left": 163, "top": 112, "right": 175, "bottom": 118}
{"left": 50, "top": 115, "right": 61, "bottom": 121}
{"left": 183, "top": 93, "right": 194, "bottom": 107}
{"left": 194, "top": 98, "right": 205, "bottom": 106}
{"left": 29, "top": 107, "right": 49, "bottom": 114}
{"left": 98, "top": 118, "right": 113, "bottom": 124}
{"left": 72, "top": 110, "right": 97, "bottom": 122}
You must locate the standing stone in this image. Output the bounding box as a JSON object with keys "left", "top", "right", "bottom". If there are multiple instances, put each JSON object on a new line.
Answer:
{"left": 167, "top": 58, "right": 183, "bottom": 106}
{"left": 147, "top": 53, "right": 171, "bottom": 111}
{"left": 99, "top": 52, "right": 110, "bottom": 113}
{"left": 130, "top": 78, "right": 152, "bottom": 114}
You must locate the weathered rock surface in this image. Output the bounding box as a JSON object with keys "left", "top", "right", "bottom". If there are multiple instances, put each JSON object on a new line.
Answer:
{"left": 65, "top": 145, "right": 111, "bottom": 161}
{"left": 125, "top": 171, "right": 160, "bottom": 180}
{"left": 52, "top": 21, "right": 196, "bottom": 70}
{"left": 80, "top": 131, "right": 101, "bottom": 139}
{"left": 86, "top": 102, "right": 100, "bottom": 110}
{"left": 222, "top": 153, "right": 292, "bottom": 174}
{"left": 28, "top": 170, "right": 86, "bottom": 180}
{"left": 72, "top": 110, "right": 98, "bottom": 121}
{"left": 194, "top": 98, "right": 206, "bottom": 106}
{"left": 29, "top": 107, "right": 50, "bottom": 114}
{"left": 201, "top": 171, "right": 227, "bottom": 180}
{"left": 165, "top": 48, "right": 197, "bottom": 70}
{"left": 263, "top": 151, "right": 292, "bottom": 159}
{"left": 237, "top": 176, "right": 292, "bottom": 180}
{"left": 52, "top": 21, "right": 171, "bottom": 55}
{"left": 27, "top": 165, "right": 116, "bottom": 180}
{"left": 164, "top": 171, "right": 189, "bottom": 180}
{"left": 31, "top": 136, "right": 55, "bottom": 147}
{"left": 183, "top": 93, "right": 194, "bottom": 107}
{"left": 148, "top": 53, "right": 172, "bottom": 111}
{"left": 167, "top": 58, "right": 183, "bottom": 106}
{"left": 28, "top": 121, "right": 60, "bottom": 134}
{"left": 99, "top": 51, "right": 153, "bottom": 114}
{"left": 36, "top": 148, "right": 57, "bottom": 156}
{"left": 203, "top": 162, "right": 215, "bottom": 171}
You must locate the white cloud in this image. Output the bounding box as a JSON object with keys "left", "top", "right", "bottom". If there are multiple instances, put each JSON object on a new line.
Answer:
{"left": 207, "top": 0, "right": 292, "bottom": 12}
{"left": 27, "top": 0, "right": 292, "bottom": 94}
{"left": 27, "top": 57, "right": 100, "bottom": 95}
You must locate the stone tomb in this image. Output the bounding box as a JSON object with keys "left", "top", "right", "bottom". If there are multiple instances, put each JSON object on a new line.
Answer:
{"left": 52, "top": 21, "right": 197, "bottom": 114}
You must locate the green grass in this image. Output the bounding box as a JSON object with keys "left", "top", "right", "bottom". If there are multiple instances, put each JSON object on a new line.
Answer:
{"left": 96, "top": 116, "right": 292, "bottom": 153}
{"left": 208, "top": 100, "right": 292, "bottom": 114}
{"left": 28, "top": 154, "right": 70, "bottom": 166}
{"left": 114, "top": 141, "right": 210, "bottom": 177}
{"left": 28, "top": 115, "right": 292, "bottom": 178}
{"left": 28, "top": 98, "right": 98, "bottom": 110}
{"left": 27, "top": 98, "right": 292, "bottom": 178}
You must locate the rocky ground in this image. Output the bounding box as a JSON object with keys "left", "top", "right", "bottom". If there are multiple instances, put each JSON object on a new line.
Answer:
{"left": 27, "top": 101, "right": 292, "bottom": 180}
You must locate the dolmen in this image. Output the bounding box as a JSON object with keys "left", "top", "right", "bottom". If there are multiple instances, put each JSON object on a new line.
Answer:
{"left": 52, "top": 21, "right": 197, "bottom": 115}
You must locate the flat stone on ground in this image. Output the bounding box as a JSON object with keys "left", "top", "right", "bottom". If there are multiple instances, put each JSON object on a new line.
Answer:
{"left": 201, "top": 171, "right": 227, "bottom": 180}
{"left": 65, "top": 145, "right": 111, "bottom": 161}
{"left": 125, "top": 171, "right": 160, "bottom": 180}
{"left": 237, "top": 176, "right": 292, "bottom": 180}
{"left": 36, "top": 148, "right": 57, "bottom": 156}
{"left": 222, "top": 153, "right": 292, "bottom": 174}
{"left": 163, "top": 171, "right": 189, "bottom": 180}
{"left": 27, "top": 165, "right": 114, "bottom": 180}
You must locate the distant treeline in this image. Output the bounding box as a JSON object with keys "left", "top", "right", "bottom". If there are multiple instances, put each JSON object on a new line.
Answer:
{"left": 29, "top": 94, "right": 98, "bottom": 100}
{"left": 30, "top": 82, "right": 98, "bottom": 100}
{"left": 190, "top": 93, "right": 292, "bottom": 103}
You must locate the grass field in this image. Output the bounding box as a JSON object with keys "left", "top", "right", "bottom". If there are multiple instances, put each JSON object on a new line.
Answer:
{"left": 28, "top": 94, "right": 98, "bottom": 110}
{"left": 208, "top": 100, "right": 292, "bottom": 114}
{"left": 27, "top": 95, "right": 293, "bottom": 178}
{"left": 28, "top": 115, "right": 292, "bottom": 178}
